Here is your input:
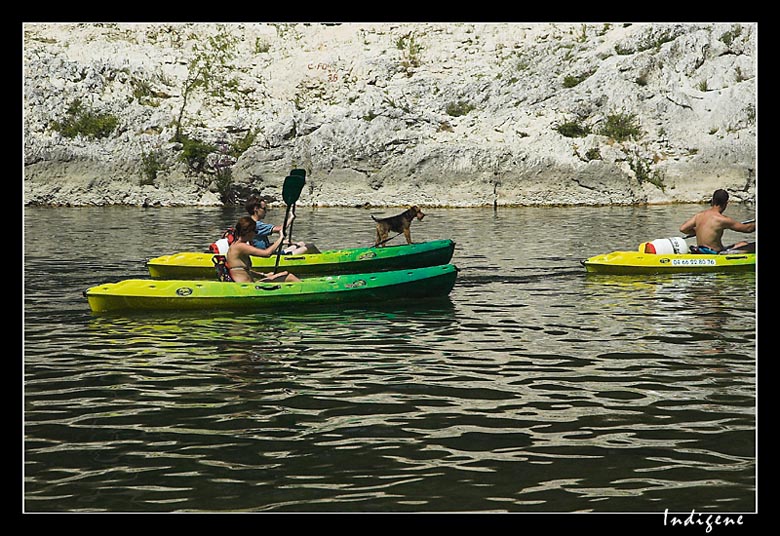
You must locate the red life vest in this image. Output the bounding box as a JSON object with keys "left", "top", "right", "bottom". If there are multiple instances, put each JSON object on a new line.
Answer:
{"left": 211, "top": 254, "right": 234, "bottom": 282}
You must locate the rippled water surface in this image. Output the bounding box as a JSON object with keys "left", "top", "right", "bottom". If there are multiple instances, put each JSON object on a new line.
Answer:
{"left": 23, "top": 204, "right": 757, "bottom": 513}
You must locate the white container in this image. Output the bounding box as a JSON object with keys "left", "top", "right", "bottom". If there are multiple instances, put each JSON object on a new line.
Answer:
{"left": 213, "top": 237, "right": 230, "bottom": 254}
{"left": 644, "top": 237, "right": 688, "bottom": 254}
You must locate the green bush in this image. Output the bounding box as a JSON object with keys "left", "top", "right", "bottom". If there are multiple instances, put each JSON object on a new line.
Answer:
{"left": 720, "top": 25, "right": 743, "bottom": 47}
{"left": 229, "top": 130, "right": 256, "bottom": 158}
{"left": 131, "top": 79, "right": 159, "bottom": 106}
{"left": 140, "top": 150, "right": 165, "bottom": 185}
{"left": 52, "top": 99, "right": 118, "bottom": 139}
{"left": 637, "top": 29, "right": 676, "bottom": 52}
{"left": 179, "top": 135, "right": 216, "bottom": 173}
{"left": 446, "top": 101, "right": 475, "bottom": 117}
{"left": 563, "top": 70, "right": 594, "bottom": 88}
{"left": 599, "top": 112, "right": 642, "bottom": 142}
{"left": 215, "top": 166, "right": 234, "bottom": 204}
{"left": 585, "top": 148, "right": 602, "bottom": 161}
{"left": 630, "top": 155, "right": 665, "bottom": 191}
{"left": 396, "top": 33, "right": 422, "bottom": 74}
{"left": 556, "top": 120, "right": 591, "bottom": 138}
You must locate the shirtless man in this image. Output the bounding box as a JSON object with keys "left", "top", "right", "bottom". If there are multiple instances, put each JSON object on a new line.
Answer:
{"left": 679, "top": 189, "right": 755, "bottom": 253}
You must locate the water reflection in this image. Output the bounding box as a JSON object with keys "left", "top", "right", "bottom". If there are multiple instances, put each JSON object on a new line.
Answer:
{"left": 86, "top": 300, "right": 458, "bottom": 348}
{"left": 24, "top": 205, "right": 756, "bottom": 512}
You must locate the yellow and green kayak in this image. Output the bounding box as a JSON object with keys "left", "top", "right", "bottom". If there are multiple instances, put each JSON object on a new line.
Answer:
{"left": 582, "top": 250, "right": 756, "bottom": 274}
{"left": 85, "top": 264, "right": 458, "bottom": 313}
{"left": 147, "top": 239, "right": 455, "bottom": 279}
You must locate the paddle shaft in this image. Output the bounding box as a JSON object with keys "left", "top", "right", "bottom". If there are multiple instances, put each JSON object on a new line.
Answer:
{"left": 684, "top": 218, "right": 755, "bottom": 239}
{"left": 273, "top": 205, "right": 293, "bottom": 273}
{"left": 286, "top": 204, "right": 296, "bottom": 244}
{"left": 273, "top": 173, "right": 306, "bottom": 273}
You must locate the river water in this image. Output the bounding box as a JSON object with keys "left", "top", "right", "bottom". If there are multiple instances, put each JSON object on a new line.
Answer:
{"left": 23, "top": 203, "right": 757, "bottom": 514}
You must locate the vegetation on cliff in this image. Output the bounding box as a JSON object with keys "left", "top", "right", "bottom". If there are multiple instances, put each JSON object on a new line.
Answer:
{"left": 23, "top": 22, "right": 756, "bottom": 207}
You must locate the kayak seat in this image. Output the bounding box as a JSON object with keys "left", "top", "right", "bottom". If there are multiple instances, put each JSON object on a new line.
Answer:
{"left": 212, "top": 255, "right": 234, "bottom": 282}
{"left": 690, "top": 244, "right": 756, "bottom": 255}
{"left": 689, "top": 245, "right": 719, "bottom": 255}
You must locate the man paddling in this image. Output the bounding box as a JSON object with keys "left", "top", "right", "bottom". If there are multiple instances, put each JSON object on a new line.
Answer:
{"left": 245, "top": 196, "right": 314, "bottom": 255}
{"left": 679, "top": 189, "right": 755, "bottom": 253}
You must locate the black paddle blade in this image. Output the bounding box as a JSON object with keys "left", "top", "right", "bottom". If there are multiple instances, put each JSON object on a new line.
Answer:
{"left": 290, "top": 168, "right": 306, "bottom": 178}
{"left": 282, "top": 174, "right": 306, "bottom": 206}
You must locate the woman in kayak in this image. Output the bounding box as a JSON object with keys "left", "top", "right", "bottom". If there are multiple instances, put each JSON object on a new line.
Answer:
{"left": 679, "top": 189, "right": 755, "bottom": 253}
{"left": 226, "top": 216, "right": 301, "bottom": 283}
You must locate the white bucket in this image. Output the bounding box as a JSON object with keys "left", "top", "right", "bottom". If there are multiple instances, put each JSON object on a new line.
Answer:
{"left": 644, "top": 237, "right": 688, "bottom": 254}
{"left": 214, "top": 237, "right": 230, "bottom": 254}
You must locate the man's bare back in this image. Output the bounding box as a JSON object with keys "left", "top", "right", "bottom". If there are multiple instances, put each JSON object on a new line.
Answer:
{"left": 679, "top": 189, "right": 755, "bottom": 252}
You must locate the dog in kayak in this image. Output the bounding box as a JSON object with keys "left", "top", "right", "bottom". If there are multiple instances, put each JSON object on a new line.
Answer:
{"left": 372, "top": 206, "right": 425, "bottom": 247}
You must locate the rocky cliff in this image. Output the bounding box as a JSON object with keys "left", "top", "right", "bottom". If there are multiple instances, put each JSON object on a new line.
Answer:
{"left": 23, "top": 22, "right": 757, "bottom": 207}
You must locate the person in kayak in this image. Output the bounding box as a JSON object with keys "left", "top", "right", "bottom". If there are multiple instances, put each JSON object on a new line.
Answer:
{"left": 679, "top": 189, "right": 755, "bottom": 253}
{"left": 245, "top": 196, "right": 313, "bottom": 255}
{"left": 226, "top": 216, "right": 301, "bottom": 283}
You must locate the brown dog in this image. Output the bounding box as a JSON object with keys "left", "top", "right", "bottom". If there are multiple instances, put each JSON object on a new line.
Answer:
{"left": 372, "top": 206, "right": 425, "bottom": 247}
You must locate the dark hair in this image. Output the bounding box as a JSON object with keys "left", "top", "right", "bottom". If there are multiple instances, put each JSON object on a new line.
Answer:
{"left": 244, "top": 196, "right": 266, "bottom": 215}
{"left": 711, "top": 189, "right": 729, "bottom": 208}
{"left": 236, "top": 216, "right": 257, "bottom": 240}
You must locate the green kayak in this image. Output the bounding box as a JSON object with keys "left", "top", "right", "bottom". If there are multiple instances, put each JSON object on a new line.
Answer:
{"left": 85, "top": 264, "right": 458, "bottom": 313}
{"left": 146, "top": 239, "right": 456, "bottom": 279}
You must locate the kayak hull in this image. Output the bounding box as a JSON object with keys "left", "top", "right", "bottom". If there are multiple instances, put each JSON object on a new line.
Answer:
{"left": 147, "top": 239, "right": 456, "bottom": 279}
{"left": 582, "top": 251, "right": 756, "bottom": 274}
{"left": 86, "top": 264, "right": 458, "bottom": 313}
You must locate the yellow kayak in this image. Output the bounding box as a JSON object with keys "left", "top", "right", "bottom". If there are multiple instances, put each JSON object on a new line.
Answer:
{"left": 85, "top": 264, "right": 458, "bottom": 313}
{"left": 582, "top": 250, "right": 756, "bottom": 274}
